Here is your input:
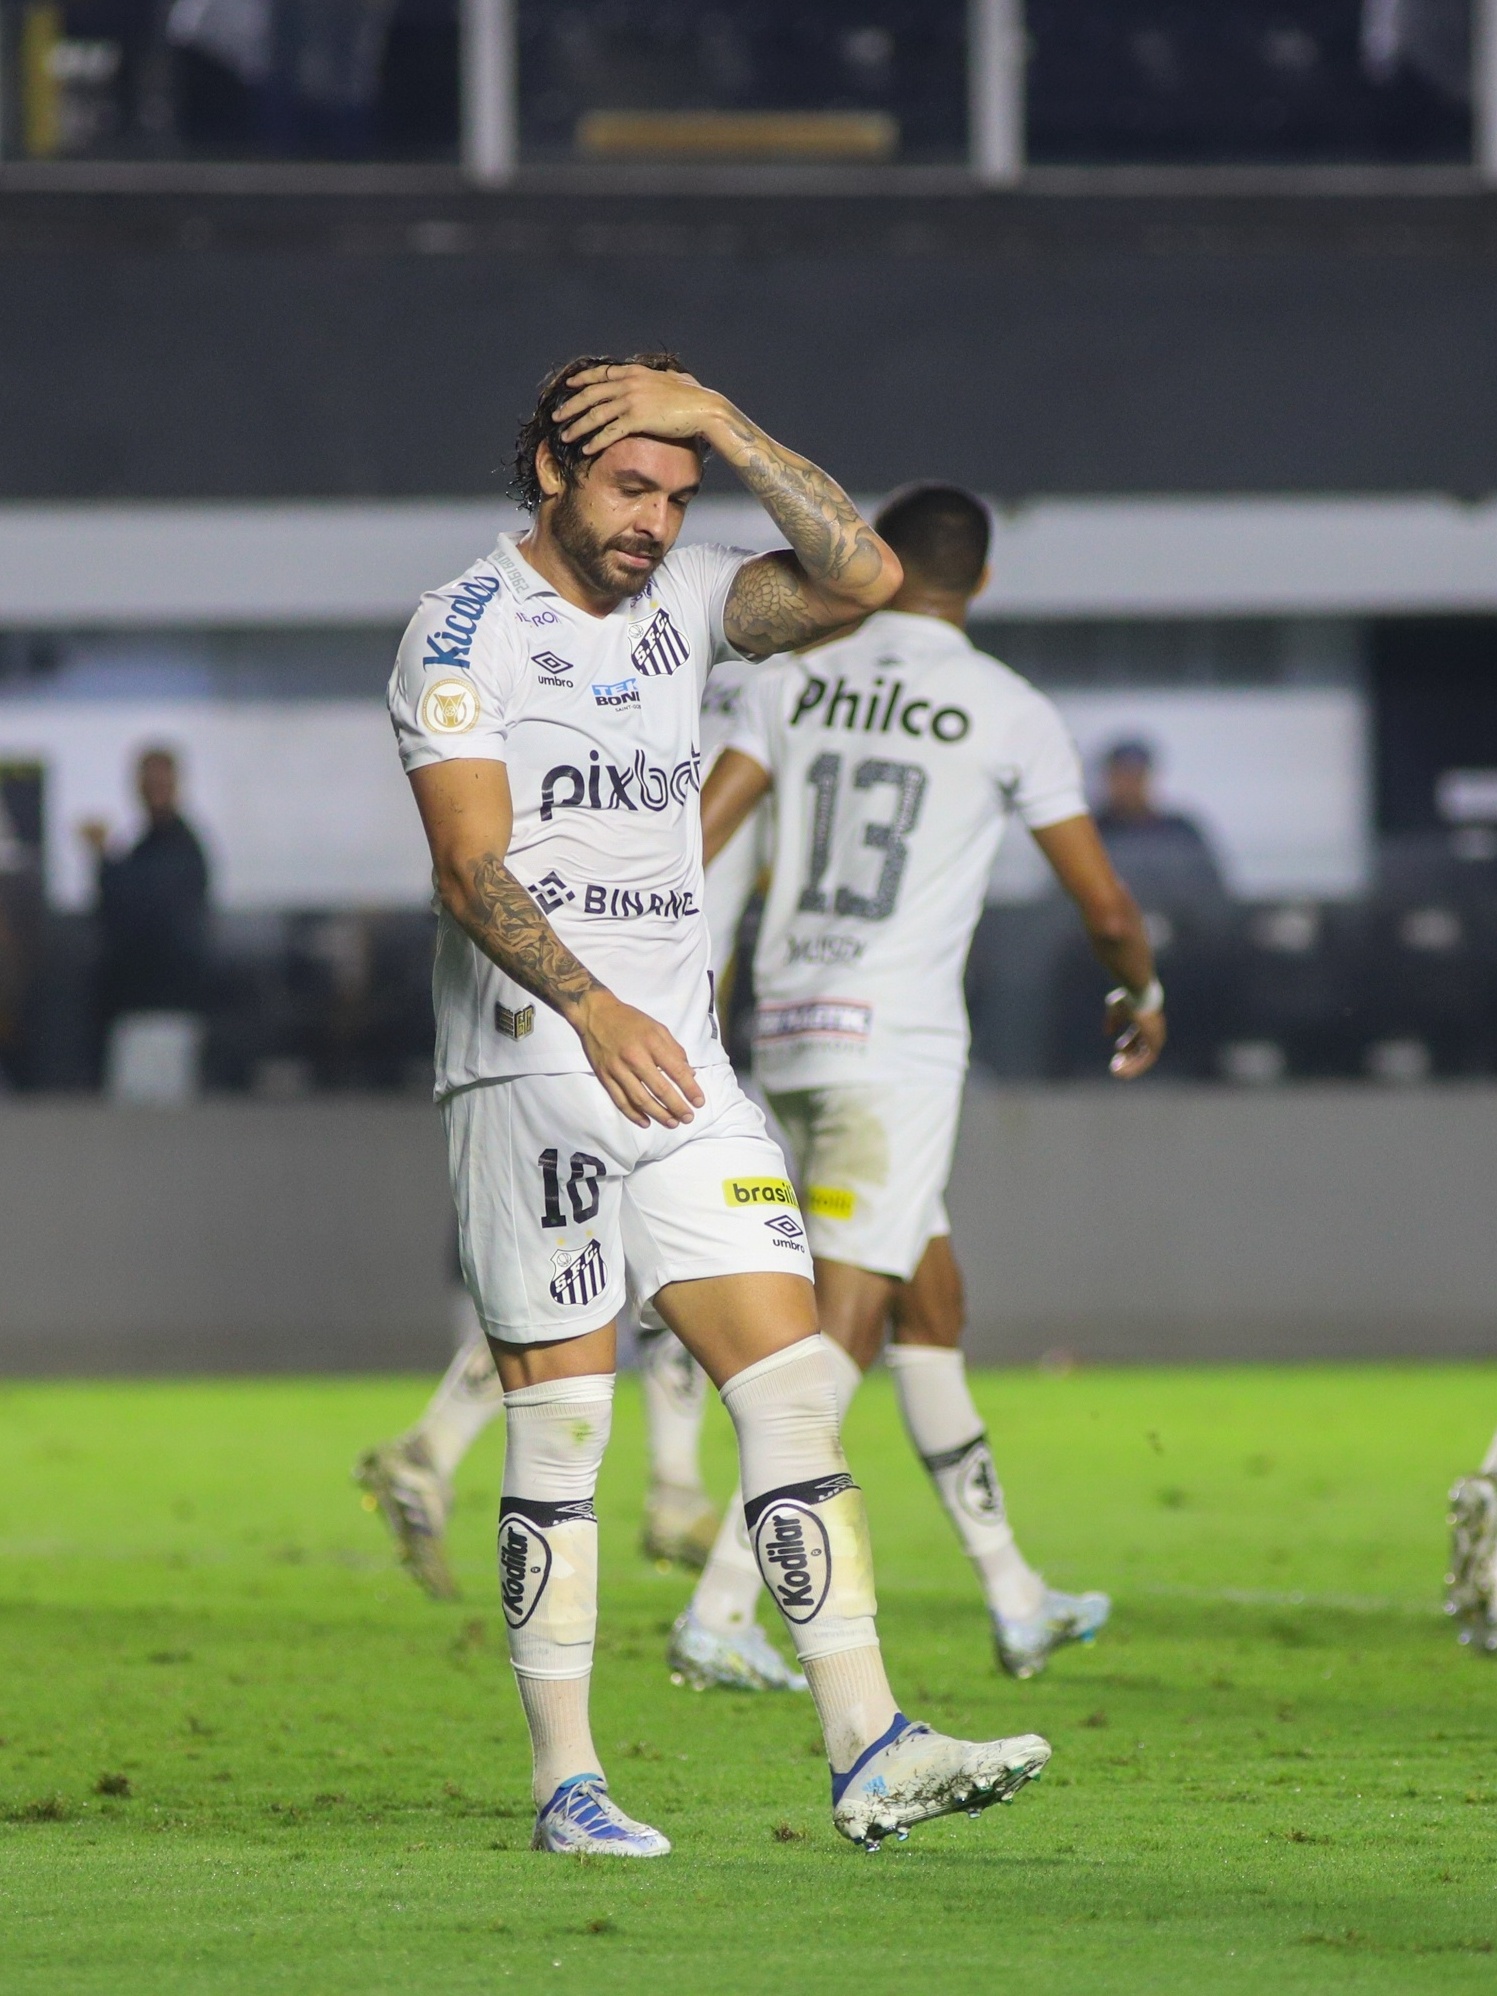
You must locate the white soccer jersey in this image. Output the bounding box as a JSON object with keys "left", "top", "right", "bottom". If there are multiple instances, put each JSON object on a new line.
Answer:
{"left": 728, "top": 610, "right": 1086, "bottom": 1087}
{"left": 700, "top": 658, "right": 770, "bottom": 979}
{"left": 389, "top": 533, "right": 749, "bottom": 1095}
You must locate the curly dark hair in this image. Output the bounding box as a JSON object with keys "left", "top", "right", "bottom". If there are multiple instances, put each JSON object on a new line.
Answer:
{"left": 510, "top": 350, "right": 700, "bottom": 512}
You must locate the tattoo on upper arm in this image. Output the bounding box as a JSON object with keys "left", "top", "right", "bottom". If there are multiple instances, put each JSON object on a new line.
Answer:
{"left": 719, "top": 411, "right": 886, "bottom": 658}
{"left": 459, "top": 853, "right": 602, "bottom": 1015}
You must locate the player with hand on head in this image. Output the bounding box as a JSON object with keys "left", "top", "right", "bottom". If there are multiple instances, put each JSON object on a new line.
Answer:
{"left": 669, "top": 482, "right": 1164, "bottom": 1694}
{"left": 354, "top": 665, "right": 761, "bottom": 1598}
{"left": 386, "top": 362, "right": 1052, "bottom": 1855}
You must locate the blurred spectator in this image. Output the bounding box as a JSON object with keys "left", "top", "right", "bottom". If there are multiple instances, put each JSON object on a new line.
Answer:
{"left": 1093, "top": 740, "right": 1227, "bottom": 911}
{"left": 80, "top": 747, "right": 211, "bottom": 1102}
{"left": 0, "top": 773, "right": 45, "bottom": 1088}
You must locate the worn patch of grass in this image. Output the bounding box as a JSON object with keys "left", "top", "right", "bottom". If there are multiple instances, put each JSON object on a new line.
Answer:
{"left": 1, "top": 1366, "right": 1495, "bottom": 1992}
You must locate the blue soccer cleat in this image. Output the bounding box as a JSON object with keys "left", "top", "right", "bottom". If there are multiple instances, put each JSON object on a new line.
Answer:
{"left": 530, "top": 1775, "right": 671, "bottom": 1857}
{"left": 831, "top": 1714, "right": 1051, "bottom": 1851}
{"left": 994, "top": 1587, "right": 1111, "bottom": 1679}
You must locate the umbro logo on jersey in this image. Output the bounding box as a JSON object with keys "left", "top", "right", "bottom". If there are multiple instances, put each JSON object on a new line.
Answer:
{"left": 791, "top": 674, "right": 971, "bottom": 743}
{"left": 630, "top": 607, "right": 690, "bottom": 678}
{"left": 421, "top": 571, "right": 502, "bottom": 670}
{"left": 591, "top": 676, "right": 642, "bottom": 709}
{"left": 549, "top": 1239, "right": 606, "bottom": 1308}
{"left": 528, "top": 870, "right": 575, "bottom": 913}
{"left": 531, "top": 651, "right": 575, "bottom": 684}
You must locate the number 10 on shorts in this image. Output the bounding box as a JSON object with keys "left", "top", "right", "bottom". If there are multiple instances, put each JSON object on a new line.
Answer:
{"left": 539, "top": 1149, "right": 607, "bottom": 1229}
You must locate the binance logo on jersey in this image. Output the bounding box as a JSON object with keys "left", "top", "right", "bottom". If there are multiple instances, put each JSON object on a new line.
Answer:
{"left": 421, "top": 677, "right": 480, "bottom": 735}
{"left": 723, "top": 1177, "right": 799, "bottom": 1208}
{"left": 630, "top": 607, "right": 690, "bottom": 678}
{"left": 528, "top": 870, "right": 575, "bottom": 913}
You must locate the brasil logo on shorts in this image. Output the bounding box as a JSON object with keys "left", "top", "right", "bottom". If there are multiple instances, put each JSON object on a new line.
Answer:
{"left": 723, "top": 1177, "right": 799, "bottom": 1208}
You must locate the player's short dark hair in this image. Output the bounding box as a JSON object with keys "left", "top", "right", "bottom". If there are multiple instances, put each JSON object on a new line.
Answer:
{"left": 510, "top": 350, "right": 698, "bottom": 511}
{"left": 873, "top": 483, "right": 991, "bottom": 594}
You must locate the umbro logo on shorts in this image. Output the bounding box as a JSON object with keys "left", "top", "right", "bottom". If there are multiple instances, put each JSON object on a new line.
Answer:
{"left": 723, "top": 1177, "right": 799, "bottom": 1208}
{"left": 549, "top": 1239, "right": 606, "bottom": 1307}
{"left": 764, "top": 1214, "right": 806, "bottom": 1250}
{"left": 629, "top": 607, "right": 690, "bottom": 678}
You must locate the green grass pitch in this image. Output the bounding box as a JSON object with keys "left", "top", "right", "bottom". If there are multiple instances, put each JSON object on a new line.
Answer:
{"left": 1, "top": 1365, "right": 1495, "bottom": 1994}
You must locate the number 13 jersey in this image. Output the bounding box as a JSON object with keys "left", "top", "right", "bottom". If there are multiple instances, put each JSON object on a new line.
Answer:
{"left": 727, "top": 610, "right": 1087, "bottom": 1088}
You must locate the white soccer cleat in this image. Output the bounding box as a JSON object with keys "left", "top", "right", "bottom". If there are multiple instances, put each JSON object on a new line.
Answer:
{"left": 353, "top": 1435, "right": 457, "bottom": 1601}
{"left": 1446, "top": 1474, "right": 1497, "bottom": 1653}
{"left": 530, "top": 1776, "right": 671, "bottom": 1857}
{"left": 640, "top": 1482, "right": 721, "bottom": 1570}
{"left": 994, "top": 1587, "right": 1111, "bottom": 1679}
{"left": 831, "top": 1715, "right": 1051, "bottom": 1851}
{"left": 667, "top": 1607, "right": 808, "bottom": 1692}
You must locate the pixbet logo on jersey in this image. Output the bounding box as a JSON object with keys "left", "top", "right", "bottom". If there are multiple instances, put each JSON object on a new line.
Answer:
{"left": 629, "top": 607, "right": 690, "bottom": 677}
{"left": 422, "top": 571, "right": 503, "bottom": 670}
{"left": 540, "top": 748, "right": 701, "bottom": 819}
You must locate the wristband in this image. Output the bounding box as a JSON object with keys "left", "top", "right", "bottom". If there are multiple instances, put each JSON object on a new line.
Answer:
{"left": 1107, "top": 978, "right": 1164, "bottom": 1016}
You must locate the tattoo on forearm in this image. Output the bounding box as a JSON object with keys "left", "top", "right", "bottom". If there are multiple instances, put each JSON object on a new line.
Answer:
{"left": 458, "top": 853, "right": 602, "bottom": 1016}
{"left": 718, "top": 407, "right": 886, "bottom": 657}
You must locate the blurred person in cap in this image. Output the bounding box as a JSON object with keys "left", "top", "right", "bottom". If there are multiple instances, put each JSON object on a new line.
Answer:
{"left": 80, "top": 747, "right": 211, "bottom": 1099}
{"left": 1094, "top": 739, "right": 1226, "bottom": 911}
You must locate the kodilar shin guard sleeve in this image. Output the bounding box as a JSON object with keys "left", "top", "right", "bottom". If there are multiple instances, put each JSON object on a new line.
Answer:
{"left": 498, "top": 1374, "right": 614, "bottom": 1679}
{"left": 722, "top": 1337, "right": 877, "bottom": 1662}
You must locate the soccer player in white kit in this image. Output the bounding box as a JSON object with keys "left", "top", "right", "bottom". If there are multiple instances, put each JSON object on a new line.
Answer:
{"left": 1448, "top": 1430, "right": 1497, "bottom": 1653}
{"left": 670, "top": 484, "right": 1167, "bottom": 1691}
{"left": 385, "top": 359, "right": 1052, "bottom": 1855}
{"left": 354, "top": 660, "right": 761, "bottom": 1596}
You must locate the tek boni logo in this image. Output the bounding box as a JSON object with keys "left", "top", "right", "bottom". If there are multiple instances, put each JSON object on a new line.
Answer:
{"left": 497, "top": 1516, "right": 551, "bottom": 1628}
{"left": 752, "top": 1501, "right": 831, "bottom": 1623}
{"left": 591, "top": 676, "right": 642, "bottom": 710}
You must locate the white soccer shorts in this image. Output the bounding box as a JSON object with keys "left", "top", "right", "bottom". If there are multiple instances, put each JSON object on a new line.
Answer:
{"left": 444, "top": 1061, "right": 811, "bottom": 1345}
{"left": 765, "top": 1080, "right": 961, "bottom": 1283}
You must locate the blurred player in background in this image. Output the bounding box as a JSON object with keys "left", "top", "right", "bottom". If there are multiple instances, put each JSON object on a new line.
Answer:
{"left": 1447, "top": 1429, "right": 1497, "bottom": 1653}
{"left": 668, "top": 483, "right": 1166, "bottom": 1694}
{"left": 381, "top": 357, "right": 1052, "bottom": 1856}
{"left": 355, "top": 660, "right": 764, "bottom": 1595}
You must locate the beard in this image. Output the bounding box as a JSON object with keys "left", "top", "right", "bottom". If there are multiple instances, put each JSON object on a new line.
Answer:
{"left": 550, "top": 484, "right": 666, "bottom": 600}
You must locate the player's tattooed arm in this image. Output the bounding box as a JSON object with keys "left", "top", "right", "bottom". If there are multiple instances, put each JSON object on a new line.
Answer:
{"left": 552, "top": 364, "right": 901, "bottom": 658}
{"left": 458, "top": 852, "right": 602, "bottom": 1013}
{"left": 408, "top": 758, "right": 705, "bottom": 1128}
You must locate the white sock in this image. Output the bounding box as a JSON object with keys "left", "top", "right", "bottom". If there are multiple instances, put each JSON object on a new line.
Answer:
{"left": 1482, "top": 1426, "right": 1497, "bottom": 1476}
{"left": 723, "top": 1338, "right": 896, "bottom": 1774}
{"left": 638, "top": 1328, "right": 709, "bottom": 1497}
{"left": 513, "top": 1672, "right": 600, "bottom": 1806}
{"left": 409, "top": 1321, "right": 504, "bottom": 1484}
{"left": 885, "top": 1344, "right": 1046, "bottom": 1622}
{"left": 691, "top": 1336, "right": 863, "bottom": 1638}
{"left": 499, "top": 1374, "right": 613, "bottom": 1804}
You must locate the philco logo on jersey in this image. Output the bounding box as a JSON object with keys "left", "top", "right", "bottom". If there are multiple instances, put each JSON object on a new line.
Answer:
{"left": 540, "top": 749, "right": 701, "bottom": 820}
{"left": 724, "top": 1177, "right": 799, "bottom": 1209}
{"left": 630, "top": 606, "right": 690, "bottom": 678}
{"left": 591, "top": 676, "right": 642, "bottom": 710}
{"left": 808, "top": 1185, "right": 857, "bottom": 1221}
{"left": 791, "top": 674, "right": 971, "bottom": 743}
{"left": 422, "top": 572, "right": 502, "bottom": 670}
{"left": 532, "top": 651, "right": 575, "bottom": 685}
{"left": 752, "top": 1500, "right": 831, "bottom": 1623}
{"left": 420, "top": 677, "right": 480, "bottom": 735}
{"left": 497, "top": 1513, "right": 551, "bottom": 1627}
{"left": 549, "top": 1239, "right": 606, "bottom": 1307}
